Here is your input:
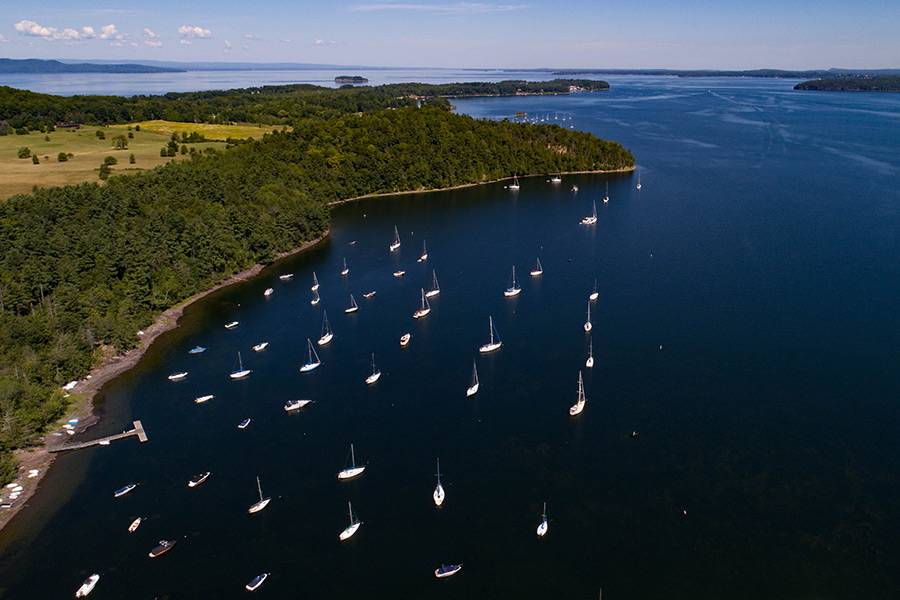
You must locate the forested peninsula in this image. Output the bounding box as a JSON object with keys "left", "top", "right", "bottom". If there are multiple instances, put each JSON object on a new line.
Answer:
{"left": 794, "top": 76, "right": 900, "bottom": 92}
{"left": 0, "top": 81, "right": 633, "bottom": 483}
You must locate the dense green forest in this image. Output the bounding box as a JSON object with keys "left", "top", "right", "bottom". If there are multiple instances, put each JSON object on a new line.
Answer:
{"left": 0, "top": 101, "right": 633, "bottom": 481}
{"left": 794, "top": 76, "right": 900, "bottom": 92}
{"left": 0, "top": 79, "right": 606, "bottom": 132}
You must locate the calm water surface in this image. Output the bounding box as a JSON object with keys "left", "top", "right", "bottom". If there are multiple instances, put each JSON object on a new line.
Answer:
{"left": 1, "top": 77, "right": 900, "bottom": 599}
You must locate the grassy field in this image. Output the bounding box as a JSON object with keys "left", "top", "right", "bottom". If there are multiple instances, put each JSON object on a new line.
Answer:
{"left": 0, "top": 121, "right": 280, "bottom": 200}
{"left": 110, "top": 120, "right": 283, "bottom": 141}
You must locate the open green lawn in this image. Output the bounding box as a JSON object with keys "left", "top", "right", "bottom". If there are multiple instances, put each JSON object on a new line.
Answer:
{"left": 111, "top": 120, "right": 283, "bottom": 141}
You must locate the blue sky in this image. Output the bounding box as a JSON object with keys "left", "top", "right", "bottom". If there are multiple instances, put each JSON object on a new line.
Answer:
{"left": 1, "top": 1, "right": 898, "bottom": 69}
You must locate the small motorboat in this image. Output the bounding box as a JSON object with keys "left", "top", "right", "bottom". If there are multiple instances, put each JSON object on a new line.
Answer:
{"left": 225, "top": 321, "right": 239, "bottom": 330}
{"left": 284, "top": 399, "right": 312, "bottom": 412}
{"left": 148, "top": 540, "right": 176, "bottom": 558}
{"left": 245, "top": 573, "right": 269, "bottom": 592}
{"left": 279, "top": 273, "right": 293, "bottom": 281}
{"left": 188, "top": 472, "right": 211, "bottom": 488}
{"left": 252, "top": 342, "right": 269, "bottom": 352}
{"left": 393, "top": 270, "right": 406, "bottom": 278}
{"left": 435, "top": 564, "right": 462, "bottom": 578}
{"left": 114, "top": 483, "right": 136, "bottom": 498}
{"left": 75, "top": 574, "right": 100, "bottom": 597}
{"left": 238, "top": 418, "right": 252, "bottom": 430}
{"left": 188, "top": 346, "right": 206, "bottom": 354}
{"left": 98, "top": 440, "right": 111, "bottom": 446}
{"left": 400, "top": 333, "right": 411, "bottom": 347}
{"left": 194, "top": 394, "right": 214, "bottom": 404}
{"left": 167, "top": 372, "right": 188, "bottom": 382}
{"left": 128, "top": 517, "right": 142, "bottom": 533}
{"left": 263, "top": 287, "right": 274, "bottom": 297}
{"left": 589, "top": 279, "right": 599, "bottom": 302}
{"left": 337, "top": 444, "right": 366, "bottom": 480}
{"left": 362, "top": 291, "right": 376, "bottom": 299}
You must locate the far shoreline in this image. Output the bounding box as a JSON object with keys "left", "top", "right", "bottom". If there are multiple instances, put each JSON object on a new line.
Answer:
{"left": 0, "top": 166, "right": 633, "bottom": 532}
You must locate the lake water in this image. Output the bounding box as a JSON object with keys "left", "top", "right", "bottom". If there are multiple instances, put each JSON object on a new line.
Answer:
{"left": 1, "top": 76, "right": 900, "bottom": 599}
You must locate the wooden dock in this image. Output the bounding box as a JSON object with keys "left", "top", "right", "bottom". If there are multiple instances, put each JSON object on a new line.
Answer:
{"left": 50, "top": 420, "right": 148, "bottom": 453}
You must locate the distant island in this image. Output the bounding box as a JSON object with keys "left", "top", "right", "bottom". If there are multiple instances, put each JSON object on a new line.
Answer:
{"left": 551, "top": 68, "right": 900, "bottom": 79}
{"left": 794, "top": 76, "right": 900, "bottom": 92}
{"left": 0, "top": 58, "right": 183, "bottom": 74}
{"left": 335, "top": 75, "right": 369, "bottom": 84}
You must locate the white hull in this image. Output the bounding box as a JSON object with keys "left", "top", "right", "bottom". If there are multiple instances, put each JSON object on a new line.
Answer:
{"left": 586, "top": 356, "right": 594, "bottom": 368}
{"left": 285, "top": 399, "right": 312, "bottom": 412}
{"left": 225, "top": 321, "right": 239, "bottom": 329}
{"left": 168, "top": 372, "right": 188, "bottom": 381}
{"left": 318, "top": 333, "right": 333, "bottom": 346}
{"left": 504, "top": 288, "right": 521, "bottom": 297}
{"left": 300, "top": 361, "right": 321, "bottom": 373}
{"left": 310, "top": 297, "right": 320, "bottom": 305}
{"left": 419, "top": 253, "right": 428, "bottom": 262}
{"left": 245, "top": 574, "right": 268, "bottom": 592}
{"left": 479, "top": 341, "right": 502, "bottom": 354}
{"left": 424, "top": 289, "right": 440, "bottom": 298}
{"left": 584, "top": 322, "right": 592, "bottom": 332}
{"left": 433, "top": 484, "right": 445, "bottom": 507}
{"left": 569, "top": 400, "right": 585, "bottom": 416}
{"left": 252, "top": 342, "right": 268, "bottom": 352}
{"left": 580, "top": 216, "right": 597, "bottom": 225}
{"left": 264, "top": 288, "right": 274, "bottom": 297}
{"left": 75, "top": 575, "right": 100, "bottom": 598}
{"left": 389, "top": 242, "right": 401, "bottom": 252}
{"left": 466, "top": 383, "right": 479, "bottom": 397}
{"left": 589, "top": 292, "right": 599, "bottom": 301}
{"left": 400, "top": 333, "right": 411, "bottom": 346}
{"left": 435, "top": 565, "right": 462, "bottom": 578}
{"left": 338, "top": 466, "right": 366, "bottom": 480}
{"left": 365, "top": 371, "right": 381, "bottom": 384}
{"left": 128, "top": 518, "right": 142, "bottom": 533}
{"left": 413, "top": 308, "right": 431, "bottom": 319}
{"left": 339, "top": 521, "right": 361, "bottom": 541}
{"left": 363, "top": 291, "right": 376, "bottom": 299}
{"left": 229, "top": 369, "right": 251, "bottom": 380}
{"left": 188, "top": 473, "right": 210, "bottom": 487}
{"left": 341, "top": 269, "right": 349, "bottom": 276}
{"left": 507, "top": 184, "right": 520, "bottom": 190}
{"left": 311, "top": 284, "right": 319, "bottom": 292}
{"left": 195, "top": 394, "right": 214, "bottom": 404}
{"left": 530, "top": 270, "right": 542, "bottom": 277}
{"left": 393, "top": 270, "right": 406, "bottom": 277}
{"left": 345, "top": 306, "right": 358, "bottom": 314}
{"left": 537, "top": 520, "right": 548, "bottom": 537}
{"left": 279, "top": 274, "right": 293, "bottom": 281}
{"left": 248, "top": 498, "right": 271, "bottom": 514}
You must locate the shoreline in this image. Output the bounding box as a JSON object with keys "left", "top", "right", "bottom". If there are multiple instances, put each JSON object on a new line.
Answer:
{"left": 0, "top": 166, "right": 634, "bottom": 532}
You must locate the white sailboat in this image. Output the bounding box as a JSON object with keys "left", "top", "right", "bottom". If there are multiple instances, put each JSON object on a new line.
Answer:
{"left": 338, "top": 443, "right": 366, "bottom": 480}
{"left": 589, "top": 279, "right": 599, "bottom": 302}
{"left": 339, "top": 501, "right": 362, "bottom": 541}
{"left": 340, "top": 257, "right": 350, "bottom": 276}
{"left": 425, "top": 270, "right": 440, "bottom": 298}
{"left": 194, "top": 394, "right": 215, "bottom": 404}
{"left": 433, "top": 458, "right": 445, "bottom": 507}
{"left": 537, "top": 502, "right": 549, "bottom": 537}
{"left": 311, "top": 271, "right": 319, "bottom": 291}
{"left": 530, "top": 258, "right": 543, "bottom": 277}
{"left": 252, "top": 341, "right": 268, "bottom": 352}
{"left": 504, "top": 265, "right": 521, "bottom": 297}
{"left": 636, "top": 169, "right": 642, "bottom": 190}
{"left": 569, "top": 371, "right": 586, "bottom": 416}
{"left": 310, "top": 288, "right": 320, "bottom": 305}
{"left": 247, "top": 476, "right": 270, "bottom": 514}
{"left": 479, "top": 316, "right": 502, "bottom": 353}
{"left": 389, "top": 225, "right": 401, "bottom": 252}
{"left": 318, "top": 310, "right": 333, "bottom": 346}
{"left": 263, "top": 287, "right": 274, "bottom": 297}
{"left": 466, "top": 360, "right": 479, "bottom": 397}
{"left": 365, "top": 353, "right": 381, "bottom": 384}
{"left": 167, "top": 371, "right": 188, "bottom": 381}
{"left": 507, "top": 175, "right": 520, "bottom": 190}
{"left": 418, "top": 240, "right": 428, "bottom": 262}
{"left": 584, "top": 301, "right": 593, "bottom": 332}
{"left": 413, "top": 288, "right": 431, "bottom": 319}
{"left": 586, "top": 339, "right": 594, "bottom": 368}
{"left": 580, "top": 199, "right": 598, "bottom": 225}
{"left": 550, "top": 174, "right": 562, "bottom": 183}
{"left": 229, "top": 352, "right": 251, "bottom": 380}
{"left": 300, "top": 338, "right": 322, "bottom": 372}
{"left": 345, "top": 294, "right": 359, "bottom": 314}
{"left": 603, "top": 181, "right": 610, "bottom": 204}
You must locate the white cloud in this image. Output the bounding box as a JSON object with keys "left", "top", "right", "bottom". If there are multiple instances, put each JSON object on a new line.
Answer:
{"left": 81, "top": 26, "right": 96, "bottom": 38}
{"left": 143, "top": 27, "right": 162, "bottom": 47}
{"left": 14, "top": 20, "right": 84, "bottom": 40}
{"left": 0, "top": 34, "right": 7, "bottom": 43}
{"left": 349, "top": 2, "right": 526, "bottom": 13}
{"left": 179, "top": 39, "right": 193, "bottom": 46}
{"left": 178, "top": 25, "right": 211, "bottom": 39}
{"left": 98, "top": 24, "right": 119, "bottom": 40}
{"left": 243, "top": 33, "right": 258, "bottom": 40}
{"left": 314, "top": 38, "right": 338, "bottom": 46}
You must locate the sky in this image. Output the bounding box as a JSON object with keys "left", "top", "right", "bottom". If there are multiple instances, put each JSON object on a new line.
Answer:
{"left": 1, "top": 0, "right": 898, "bottom": 69}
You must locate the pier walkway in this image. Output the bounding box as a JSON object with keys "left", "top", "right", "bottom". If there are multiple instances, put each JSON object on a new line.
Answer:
{"left": 50, "top": 420, "right": 148, "bottom": 452}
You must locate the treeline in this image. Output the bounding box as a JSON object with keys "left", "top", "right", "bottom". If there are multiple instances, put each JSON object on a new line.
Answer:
{"left": 0, "top": 106, "right": 633, "bottom": 480}
{"left": 0, "top": 79, "right": 607, "bottom": 132}
{"left": 794, "top": 76, "right": 900, "bottom": 92}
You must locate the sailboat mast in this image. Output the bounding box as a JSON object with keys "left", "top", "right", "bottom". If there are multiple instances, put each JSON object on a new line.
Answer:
{"left": 489, "top": 317, "right": 494, "bottom": 344}
{"left": 350, "top": 444, "right": 356, "bottom": 468}
{"left": 256, "top": 476, "right": 263, "bottom": 501}
{"left": 348, "top": 501, "right": 354, "bottom": 524}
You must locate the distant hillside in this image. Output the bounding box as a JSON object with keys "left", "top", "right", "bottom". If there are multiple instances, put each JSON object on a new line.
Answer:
{"left": 794, "top": 76, "right": 900, "bottom": 92}
{"left": 551, "top": 68, "right": 900, "bottom": 79}
{"left": 0, "top": 58, "right": 183, "bottom": 74}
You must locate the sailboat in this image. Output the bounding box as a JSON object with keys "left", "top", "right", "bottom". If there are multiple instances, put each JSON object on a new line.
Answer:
{"left": 264, "top": 287, "right": 274, "bottom": 297}
{"left": 230, "top": 352, "right": 251, "bottom": 380}
{"left": 389, "top": 226, "right": 401, "bottom": 252}
{"left": 418, "top": 240, "right": 428, "bottom": 262}
{"left": 247, "top": 476, "right": 270, "bottom": 514}
{"left": 318, "top": 311, "right": 333, "bottom": 346}
{"left": 589, "top": 279, "right": 599, "bottom": 302}
{"left": 537, "top": 502, "right": 549, "bottom": 537}
{"left": 550, "top": 173, "right": 562, "bottom": 183}
{"left": 584, "top": 301, "right": 593, "bottom": 332}
{"left": 504, "top": 266, "right": 521, "bottom": 297}
{"left": 530, "top": 258, "right": 543, "bottom": 277}
{"left": 413, "top": 288, "right": 431, "bottom": 319}
{"left": 586, "top": 339, "right": 594, "bottom": 368}
{"left": 435, "top": 564, "right": 462, "bottom": 578}
{"left": 603, "top": 181, "right": 610, "bottom": 204}
{"left": 339, "top": 501, "right": 362, "bottom": 541}
{"left": 252, "top": 341, "right": 268, "bottom": 352}
{"left": 479, "top": 316, "right": 502, "bottom": 353}
{"left": 569, "top": 371, "right": 586, "bottom": 416}
{"left": 310, "top": 288, "right": 320, "bottom": 305}
{"left": 311, "top": 271, "right": 319, "bottom": 291}
{"left": 345, "top": 294, "right": 359, "bottom": 314}
{"left": 245, "top": 573, "right": 268, "bottom": 592}
{"left": 433, "top": 458, "right": 445, "bottom": 507}
{"left": 466, "top": 360, "right": 479, "bottom": 397}
{"left": 337, "top": 444, "right": 366, "bottom": 480}
{"left": 340, "top": 258, "right": 350, "bottom": 276}
{"left": 300, "top": 338, "right": 322, "bottom": 372}
{"left": 425, "top": 270, "right": 440, "bottom": 298}
{"left": 581, "top": 199, "right": 598, "bottom": 225}
{"left": 636, "top": 169, "right": 642, "bottom": 190}
{"left": 365, "top": 353, "right": 381, "bottom": 384}
{"left": 507, "top": 175, "right": 520, "bottom": 190}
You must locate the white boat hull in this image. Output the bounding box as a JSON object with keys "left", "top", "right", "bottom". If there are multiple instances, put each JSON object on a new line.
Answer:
{"left": 338, "top": 466, "right": 366, "bottom": 480}
{"left": 339, "top": 521, "right": 361, "bottom": 541}
{"left": 530, "top": 270, "right": 542, "bottom": 277}
{"left": 466, "top": 383, "right": 479, "bottom": 397}
{"left": 300, "top": 361, "right": 321, "bottom": 373}
{"left": 75, "top": 574, "right": 100, "bottom": 598}
{"left": 341, "top": 269, "right": 349, "bottom": 276}
{"left": 317, "top": 333, "right": 333, "bottom": 346}
{"left": 584, "top": 322, "right": 592, "bottom": 332}
{"left": 413, "top": 308, "right": 431, "bottom": 319}
{"left": 504, "top": 288, "right": 521, "bottom": 297}
{"left": 128, "top": 518, "right": 142, "bottom": 533}
{"left": 311, "top": 284, "right": 319, "bottom": 291}
{"left": 248, "top": 498, "right": 271, "bottom": 514}
{"left": 285, "top": 400, "right": 312, "bottom": 412}
{"left": 435, "top": 565, "right": 462, "bottom": 578}
{"left": 389, "top": 242, "right": 401, "bottom": 252}
{"left": 194, "top": 394, "right": 214, "bottom": 404}
{"left": 569, "top": 400, "right": 585, "bottom": 416}
{"left": 400, "top": 334, "right": 411, "bottom": 346}
{"left": 537, "top": 520, "right": 548, "bottom": 537}
{"left": 252, "top": 342, "right": 268, "bottom": 352}
{"left": 310, "top": 297, "right": 320, "bottom": 305}
{"left": 586, "top": 357, "right": 594, "bottom": 368}
{"left": 393, "top": 270, "right": 406, "bottom": 277}
{"left": 425, "top": 290, "right": 440, "bottom": 298}
{"left": 433, "top": 484, "right": 445, "bottom": 507}
{"left": 589, "top": 292, "right": 599, "bottom": 301}
{"left": 345, "top": 306, "right": 358, "bottom": 314}
{"left": 365, "top": 371, "right": 381, "bottom": 384}
{"left": 279, "top": 274, "right": 293, "bottom": 281}
{"left": 479, "top": 342, "right": 502, "bottom": 354}
{"left": 229, "top": 369, "right": 251, "bottom": 380}
{"left": 225, "top": 321, "right": 239, "bottom": 329}
{"left": 168, "top": 372, "right": 188, "bottom": 381}
{"left": 264, "top": 288, "right": 274, "bottom": 297}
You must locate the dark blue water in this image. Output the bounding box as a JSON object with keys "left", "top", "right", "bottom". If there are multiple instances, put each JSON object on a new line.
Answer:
{"left": 1, "top": 77, "right": 899, "bottom": 599}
